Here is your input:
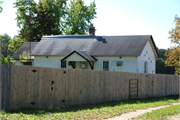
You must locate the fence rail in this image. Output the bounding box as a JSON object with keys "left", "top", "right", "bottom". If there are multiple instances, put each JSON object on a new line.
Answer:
{"left": 1, "top": 65, "right": 179, "bottom": 110}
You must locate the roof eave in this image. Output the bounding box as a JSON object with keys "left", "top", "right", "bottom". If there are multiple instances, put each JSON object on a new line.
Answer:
{"left": 150, "top": 36, "right": 160, "bottom": 58}
{"left": 61, "top": 51, "right": 96, "bottom": 62}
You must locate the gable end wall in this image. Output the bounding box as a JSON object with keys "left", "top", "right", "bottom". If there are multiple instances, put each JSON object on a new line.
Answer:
{"left": 137, "top": 39, "right": 156, "bottom": 74}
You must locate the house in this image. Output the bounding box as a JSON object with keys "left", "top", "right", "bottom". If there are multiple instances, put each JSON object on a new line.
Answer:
{"left": 12, "top": 25, "right": 159, "bottom": 73}
{"left": 12, "top": 42, "right": 38, "bottom": 66}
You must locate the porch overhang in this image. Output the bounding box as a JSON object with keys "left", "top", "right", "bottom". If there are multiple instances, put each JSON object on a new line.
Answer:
{"left": 61, "top": 50, "right": 97, "bottom": 70}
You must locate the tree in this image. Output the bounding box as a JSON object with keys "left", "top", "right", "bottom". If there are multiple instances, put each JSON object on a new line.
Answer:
{"left": 8, "top": 37, "right": 26, "bottom": 53}
{"left": 19, "top": 51, "right": 30, "bottom": 63}
{"left": 165, "top": 47, "right": 179, "bottom": 75}
{"left": 0, "top": 34, "right": 14, "bottom": 57}
{"left": 157, "top": 48, "right": 166, "bottom": 59}
{"left": 0, "top": 1, "right": 3, "bottom": 13}
{"left": 156, "top": 48, "right": 175, "bottom": 74}
{"left": 1, "top": 54, "right": 11, "bottom": 64}
{"left": 14, "top": 0, "right": 67, "bottom": 42}
{"left": 14, "top": 0, "right": 96, "bottom": 41}
{"left": 156, "top": 58, "right": 175, "bottom": 74}
{"left": 165, "top": 15, "right": 180, "bottom": 75}
{"left": 64, "top": 0, "right": 96, "bottom": 35}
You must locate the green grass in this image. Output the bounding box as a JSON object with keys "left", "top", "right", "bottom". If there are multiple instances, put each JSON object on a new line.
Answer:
{"left": 0, "top": 95, "right": 179, "bottom": 120}
{"left": 132, "top": 104, "right": 180, "bottom": 120}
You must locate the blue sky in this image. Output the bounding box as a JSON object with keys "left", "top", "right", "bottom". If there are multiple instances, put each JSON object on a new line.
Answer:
{"left": 0, "top": 0, "right": 179, "bottom": 49}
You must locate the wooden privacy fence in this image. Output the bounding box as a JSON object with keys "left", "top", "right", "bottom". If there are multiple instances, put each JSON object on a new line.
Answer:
{"left": 1, "top": 65, "right": 179, "bottom": 110}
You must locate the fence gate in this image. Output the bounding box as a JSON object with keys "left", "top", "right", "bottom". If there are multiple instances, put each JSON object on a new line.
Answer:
{"left": 129, "top": 79, "right": 138, "bottom": 99}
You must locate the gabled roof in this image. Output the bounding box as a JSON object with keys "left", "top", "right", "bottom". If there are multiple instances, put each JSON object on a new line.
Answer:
{"left": 32, "top": 35, "right": 159, "bottom": 58}
{"left": 12, "top": 42, "right": 38, "bottom": 60}
{"left": 61, "top": 50, "right": 97, "bottom": 62}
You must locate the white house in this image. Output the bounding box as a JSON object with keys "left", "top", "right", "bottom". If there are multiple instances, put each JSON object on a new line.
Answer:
{"left": 12, "top": 26, "right": 159, "bottom": 74}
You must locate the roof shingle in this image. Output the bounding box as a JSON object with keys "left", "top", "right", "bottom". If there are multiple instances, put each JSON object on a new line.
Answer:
{"left": 12, "top": 42, "right": 38, "bottom": 60}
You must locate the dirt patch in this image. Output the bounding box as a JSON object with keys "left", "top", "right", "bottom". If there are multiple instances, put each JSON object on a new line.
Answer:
{"left": 167, "top": 114, "right": 180, "bottom": 120}
{"left": 106, "top": 103, "right": 180, "bottom": 120}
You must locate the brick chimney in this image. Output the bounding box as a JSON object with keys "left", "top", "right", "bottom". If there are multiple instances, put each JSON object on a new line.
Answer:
{"left": 89, "top": 24, "right": 95, "bottom": 35}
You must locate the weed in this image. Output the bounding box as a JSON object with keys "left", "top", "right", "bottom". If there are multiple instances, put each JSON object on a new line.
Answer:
{"left": 0, "top": 95, "right": 179, "bottom": 120}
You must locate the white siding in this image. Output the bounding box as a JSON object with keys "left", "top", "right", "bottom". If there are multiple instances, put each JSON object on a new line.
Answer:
{"left": 34, "top": 56, "right": 64, "bottom": 68}
{"left": 65, "top": 53, "right": 86, "bottom": 61}
{"left": 15, "top": 60, "right": 22, "bottom": 65}
{"left": 95, "top": 56, "right": 137, "bottom": 72}
{"left": 34, "top": 55, "right": 138, "bottom": 72}
{"left": 137, "top": 40, "right": 156, "bottom": 74}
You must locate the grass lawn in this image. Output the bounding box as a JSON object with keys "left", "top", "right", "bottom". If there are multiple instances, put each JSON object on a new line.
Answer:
{"left": 0, "top": 95, "right": 179, "bottom": 120}
{"left": 132, "top": 104, "right": 180, "bottom": 120}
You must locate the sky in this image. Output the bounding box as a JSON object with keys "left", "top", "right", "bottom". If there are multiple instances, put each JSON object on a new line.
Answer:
{"left": 0, "top": 0, "right": 179, "bottom": 49}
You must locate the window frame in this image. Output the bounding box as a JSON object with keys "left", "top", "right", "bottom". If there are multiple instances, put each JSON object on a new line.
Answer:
{"left": 61, "top": 61, "right": 66, "bottom": 68}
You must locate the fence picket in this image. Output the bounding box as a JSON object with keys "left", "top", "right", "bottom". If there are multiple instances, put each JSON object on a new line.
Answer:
{"left": 75, "top": 69, "right": 79, "bottom": 105}
{"left": 90, "top": 70, "right": 95, "bottom": 103}
{"left": 99, "top": 71, "right": 104, "bottom": 102}
{"left": 21, "top": 66, "right": 26, "bottom": 109}
{"left": 53, "top": 68, "right": 59, "bottom": 108}
{"left": 61, "top": 68, "right": 66, "bottom": 107}
{"left": 10, "top": 65, "right": 15, "bottom": 110}
{"left": 84, "top": 70, "right": 89, "bottom": 104}
{"left": 176, "top": 75, "right": 179, "bottom": 95}
{"left": 72, "top": 69, "right": 76, "bottom": 105}
{"left": 38, "top": 67, "right": 42, "bottom": 109}
{"left": 34, "top": 67, "right": 39, "bottom": 109}
{"left": 103, "top": 71, "right": 108, "bottom": 102}
{"left": 69, "top": 69, "right": 73, "bottom": 106}
{"left": 1, "top": 65, "right": 5, "bottom": 110}
{"left": 47, "top": 68, "right": 52, "bottom": 109}
{"left": 66, "top": 69, "right": 70, "bottom": 106}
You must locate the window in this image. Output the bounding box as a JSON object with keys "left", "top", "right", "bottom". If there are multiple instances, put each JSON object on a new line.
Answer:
{"left": 103, "top": 61, "right": 109, "bottom": 71}
{"left": 144, "top": 61, "right": 147, "bottom": 73}
{"left": 117, "top": 61, "right": 123, "bottom": 66}
{"left": 23, "top": 62, "right": 32, "bottom": 66}
{"left": 61, "top": 61, "right": 66, "bottom": 68}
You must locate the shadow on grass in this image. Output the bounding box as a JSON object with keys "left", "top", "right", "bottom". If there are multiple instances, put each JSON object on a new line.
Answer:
{"left": 2, "top": 95, "right": 179, "bottom": 115}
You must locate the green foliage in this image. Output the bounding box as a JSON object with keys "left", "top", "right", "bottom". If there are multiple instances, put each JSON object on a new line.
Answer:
{"left": 157, "top": 48, "right": 166, "bottom": 59}
{"left": 134, "top": 104, "right": 180, "bottom": 120}
{"left": 1, "top": 54, "right": 5, "bottom": 64}
{"left": 1, "top": 54, "right": 11, "bottom": 64}
{"left": 0, "top": 1, "right": 3, "bottom": 13}
{"left": 64, "top": 0, "right": 96, "bottom": 35}
{"left": 0, "top": 33, "right": 14, "bottom": 57}
{"left": 8, "top": 37, "right": 26, "bottom": 53}
{"left": 156, "top": 58, "right": 175, "bottom": 74}
{"left": 14, "top": 0, "right": 67, "bottom": 42}
{"left": 14, "top": 0, "right": 97, "bottom": 42}
{"left": 0, "top": 96, "right": 179, "bottom": 119}
{"left": 19, "top": 51, "right": 30, "bottom": 63}
{"left": 156, "top": 48, "right": 176, "bottom": 74}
